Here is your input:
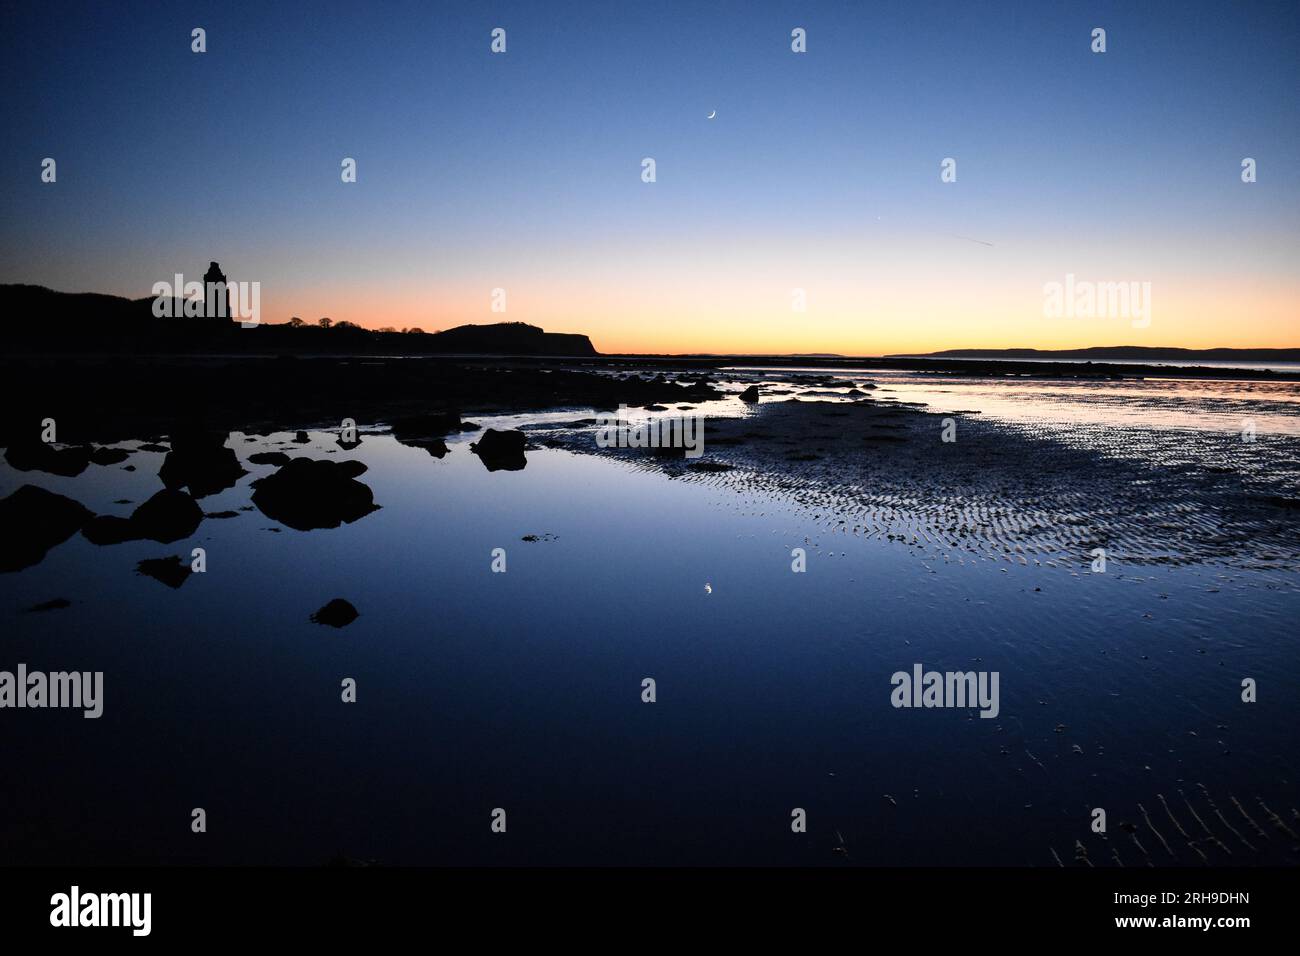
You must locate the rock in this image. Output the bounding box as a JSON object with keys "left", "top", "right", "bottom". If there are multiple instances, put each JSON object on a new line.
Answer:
{"left": 248, "top": 451, "right": 292, "bottom": 466}
{"left": 0, "top": 485, "right": 93, "bottom": 572}
{"left": 81, "top": 515, "right": 139, "bottom": 545}
{"left": 400, "top": 437, "right": 449, "bottom": 458}
{"left": 311, "top": 598, "right": 358, "bottom": 628}
{"left": 89, "top": 446, "right": 131, "bottom": 466}
{"left": 336, "top": 435, "right": 362, "bottom": 450}
{"left": 293, "top": 431, "right": 311, "bottom": 443}
{"left": 390, "top": 412, "right": 464, "bottom": 439}
{"left": 136, "top": 555, "right": 192, "bottom": 589}
{"left": 25, "top": 598, "right": 71, "bottom": 612}
{"left": 4, "top": 441, "right": 91, "bottom": 477}
{"left": 687, "top": 461, "right": 734, "bottom": 472}
{"left": 739, "top": 385, "right": 761, "bottom": 402}
{"left": 390, "top": 413, "right": 472, "bottom": 453}
{"left": 158, "top": 425, "right": 247, "bottom": 497}
{"left": 250, "top": 457, "right": 380, "bottom": 530}
{"left": 129, "top": 489, "right": 205, "bottom": 542}
{"left": 82, "top": 489, "right": 204, "bottom": 546}
{"left": 470, "top": 429, "right": 527, "bottom": 471}
{"left": 137, "top": 442, "right": 169, "bottom": 452}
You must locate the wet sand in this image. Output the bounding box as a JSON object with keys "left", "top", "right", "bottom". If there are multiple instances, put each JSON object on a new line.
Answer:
{"left": 532, "top": 390, "right": 1300, "bottom": 572}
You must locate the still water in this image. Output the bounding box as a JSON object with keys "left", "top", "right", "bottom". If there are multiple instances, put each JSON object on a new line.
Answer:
{"left": 1, "top": 401, "right": 1297, "bottom": 865}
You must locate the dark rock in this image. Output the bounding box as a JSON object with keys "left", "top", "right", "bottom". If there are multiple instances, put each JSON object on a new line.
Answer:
{"left": 129, "top": 489, "right": 205, "bottom": 542}
{"left": 248, "top": 451, "right": 292, "bottom": 466}
{"left": 25, "top": 598, "right": 71, "bottom": 612}
{"left": 89, "top": 446, "right": 131, "bottom": 466}
{"left": 0, "top": 485, "right": 93, "bottom": 572}
{"left": 470, "top": 428, "right": 527, "bottom": 471}
{"left": 250, "top": 457, "right": 380, "bottom": 530}
{"left": 311, "top": 598, "right": 358, "bottom": 628}
{"left": 204, "top": 510, "right": 241, "bottom": 519}
{"left": 687, "top": 461, "right": 734, "bottom": 472}
{"left": 4, "top": 441, "right": 92, "bottom": 477}
{"left": 739, "top": 385, "right": 761, "bottom": 402}
{"left": 81, "top": 515, "right": 139, "bottom": 545}
{"left": 399, "top": 437, "right": 449, "bottom": 458}
{"left": 82, "top": 489, "right": 204, "bottom": 546}
{"left": 293, "top": 431, "right": 311, "bottom": 443}
{"left": 136, "top": 555, "right": 192, "bottom": 589}
{"left": 158, "top": 425, "right": 247, "bottom": 498}
{"left": 137, "top": 443, "right": 170, "bottom": 452}
{"left": 389, "top": 412, "right": 464, "bottom": 439}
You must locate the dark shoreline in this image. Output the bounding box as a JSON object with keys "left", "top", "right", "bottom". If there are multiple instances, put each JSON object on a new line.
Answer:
{"left": 4, "top": 351, "right": 1297, "bottom": 450}
{"left": 600, "top": 353, "right": 1300, "bottom": 381}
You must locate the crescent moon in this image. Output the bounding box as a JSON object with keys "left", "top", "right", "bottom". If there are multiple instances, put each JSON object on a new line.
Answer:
{"left": 707, "top": 110, "right": 716, "bottom": 119}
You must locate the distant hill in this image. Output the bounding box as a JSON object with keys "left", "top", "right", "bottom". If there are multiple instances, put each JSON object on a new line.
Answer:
{"left": 427, "top": 322, "right": 595, "bottom": 356}
{"left": 893, "top": 346, "right": 1300, "bottom": 362}
{"left": 0, "top": 284, "right": 597, "bottom": 356}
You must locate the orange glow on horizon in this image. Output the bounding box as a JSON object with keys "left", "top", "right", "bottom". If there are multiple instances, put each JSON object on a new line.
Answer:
{"left": 262, "top": 273, "right": 1300, "bottom": 356}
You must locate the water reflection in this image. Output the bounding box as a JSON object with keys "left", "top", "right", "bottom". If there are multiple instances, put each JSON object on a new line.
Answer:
{"left": 0, "top": 417, "right": 1296, "bottom": 866}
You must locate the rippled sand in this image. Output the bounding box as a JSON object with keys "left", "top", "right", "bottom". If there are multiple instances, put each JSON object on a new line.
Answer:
{"left": 535, "top": 384, "right": 1300, "bottom": 572}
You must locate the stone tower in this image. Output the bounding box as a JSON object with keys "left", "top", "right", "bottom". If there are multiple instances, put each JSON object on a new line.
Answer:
{"left": 203, "top": 261, "right": 229, "bottom": 320}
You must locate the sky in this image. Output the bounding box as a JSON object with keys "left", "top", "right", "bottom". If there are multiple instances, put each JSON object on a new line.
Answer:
{"left": 1, "top": 0, "right": 1297, "bottom": 355}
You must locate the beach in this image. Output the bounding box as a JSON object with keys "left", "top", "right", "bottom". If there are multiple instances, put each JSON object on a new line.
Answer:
{"left": 2, "top": 362, "right": 1296, "bottom": 866}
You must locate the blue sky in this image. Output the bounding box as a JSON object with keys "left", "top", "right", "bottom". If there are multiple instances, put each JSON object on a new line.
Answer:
{"left": 2, "top": 0, "right": 1296, "bottom": 352}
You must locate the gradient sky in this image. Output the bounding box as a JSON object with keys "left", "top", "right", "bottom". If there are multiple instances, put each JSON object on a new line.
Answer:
{"left": 2, "top": 0, "right": 1297, "bottom": 354}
